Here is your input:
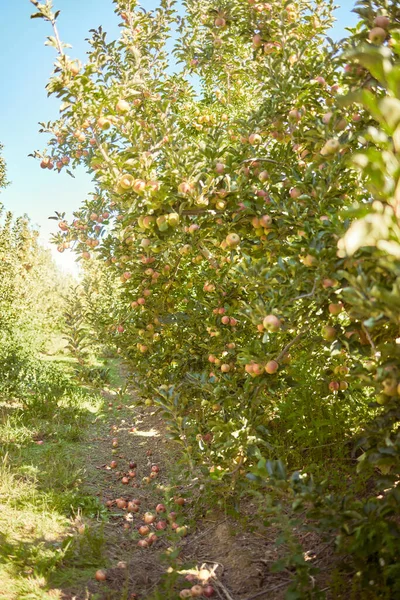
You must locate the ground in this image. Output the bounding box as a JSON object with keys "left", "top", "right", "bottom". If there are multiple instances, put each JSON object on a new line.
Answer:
{"left": 0, "top": 356, "right": 342, "bottom": 600}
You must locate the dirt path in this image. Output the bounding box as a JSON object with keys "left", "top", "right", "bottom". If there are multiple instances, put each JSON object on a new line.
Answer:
{"left": 57, "top": 375, "right": 302, "bottom": 600}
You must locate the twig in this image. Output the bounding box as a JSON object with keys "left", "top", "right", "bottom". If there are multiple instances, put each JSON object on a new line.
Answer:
{"left": 181, "top": 209, "right": 211, "bottom": 215}
{"left": 241, "top": 158, "right": 280, "bottom": 166}
{"left": 214, "top": 580, "right": 236, "bottom": 600}
{"left": 292, "top": 280, "right": 317, "bottom": 301}
{"left": 242, "top": 581, "right": 290, "bottom": 600}
{"left": 198, "top": 244, "right": 219, "bottom": 269}
{"left": 275, "top": 329, "right": 307, "bottom": 363}
{"left": 361, "top": 323, "right": 377, "bottom": 355}
{"left": 51, "top": 18, "right": 65, "bottom": 57}
{"left": 226, "top": 455, "right": 244, "bottom": 477}
{"left": 90, "top": 127, "right": 120, "bottom": 178}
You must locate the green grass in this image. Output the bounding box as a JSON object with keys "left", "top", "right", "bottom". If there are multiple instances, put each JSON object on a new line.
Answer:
{"left": 0, "top": 356, "right": 111, "bottom": 600}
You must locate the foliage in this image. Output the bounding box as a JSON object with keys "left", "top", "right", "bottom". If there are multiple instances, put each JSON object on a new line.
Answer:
{"left": 0, "top": 142, "right": 7, "bottom": 191}
{"left": 31, "top": 0, "right": 400, "bottom": 595}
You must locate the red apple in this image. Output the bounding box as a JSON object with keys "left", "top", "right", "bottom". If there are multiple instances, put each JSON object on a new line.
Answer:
{"left": 95, "top": 570, "right": 107, "bottom": 581}
{"left": 265, "top": 360, "right": 279, "bottom": 374}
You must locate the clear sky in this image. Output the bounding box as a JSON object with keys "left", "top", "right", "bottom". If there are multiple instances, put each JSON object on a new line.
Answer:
{"left": 0, "top": 1, "right": 357, "bottom": 273}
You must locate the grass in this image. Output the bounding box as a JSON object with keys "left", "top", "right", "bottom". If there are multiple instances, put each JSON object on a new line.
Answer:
{"left": 0, "top": 354, "right": 113, "bottom": 600}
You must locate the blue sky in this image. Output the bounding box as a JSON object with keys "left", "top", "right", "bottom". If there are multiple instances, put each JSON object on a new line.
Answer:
{"left": 0, "top": 1, "right": 357, "bottom": 272}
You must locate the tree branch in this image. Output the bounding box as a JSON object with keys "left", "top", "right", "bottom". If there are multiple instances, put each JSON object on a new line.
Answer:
{"left": 361, "top": 323, "right": 377, "bottom": 355}
{"left": 275, "top": 329, "right": 307, "bottom": 363}
{"left": 292, "top": 280, "right": 317, "bottom": 301}
{"left": 198, "top": 244, "right": 219, "bottom": 269}
{"left": 241, "top": 157, "right": 280, "bottom": 166}
{"left": 90, "top": 127, "right": 120, "bottom": 178}
{"left": 51, "top": 18, "right": 65, "bottom": 57}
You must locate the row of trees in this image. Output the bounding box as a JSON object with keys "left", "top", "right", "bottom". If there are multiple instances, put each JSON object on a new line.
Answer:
{"left": 0, "top": 140, "right": 74, "bottom": 409}
{"left": 31, "top": 0, "right": 400, "bottom": 594}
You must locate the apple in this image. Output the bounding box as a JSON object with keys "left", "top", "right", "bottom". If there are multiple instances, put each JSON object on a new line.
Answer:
{"left": 382, "top": 379, "right": 398, "bottom": 397}
{"left": 156, "top": 503, "right": 166, "bottom": 513}
{"left": 322, "top": 112, "right": 333, "bottom": 124}
{"left": 226, "top": 233, "right": 240, "bottom": 247}
{"left": 127, "top": 502, "right": 139, "bottom": 512}
{"left": 133, "top": 179, "right": 146, "bottom": 193}
{"left": 110, "top": 461, "right": 118, "bottom": 468}
{"left": 290, "top": 187, "right": 301, "bottom": 199}
{"left": 252, "top": 34, "right": 263, "bottom": 48}
{"left": 116, "top": 99, "right": 130, "bottom": 113}
{"left": 322, "top": 278, "right": 336, "bottom": 288}
{"left": 339, "top": 381, "right": 348, "bottom": 391}
{"left": 328, "top": 303, "right": 343, "bottom": 315}
{"left": 138, "top": 525, "right": 150, "bottom": 536}
{"left": 167, "top": 212, "right": 180, "bottom": 227}
{"left": 221, "top": 316, "right": 230, "bottom": 325}
{"left": 265, "top": 360, "right": 279, "bottom": 374}
{"left": 97, "top": 117, "right": 111, "bottom": 130}
{"left": 374, "top": 16, "right": 390, "bottom": 29}
{"left": 368, "top": 27, "right": 387, "bottom": 44}
{"left": 179, "top": 591, "right": 192, "bottom": 599}
{"left": 252, "top": 363, "right": 264, "bottom": 376}
{"left": 143, "top": 512, "right": 156, "bottom": 524}
{"left": 203, "top": 586, "right": 216, "bottom": 597}
{"left": 320, "top": 138, "right": 340, "bottom": 156}
{"left": 116, "top": 499, "right": 127, "bottom": 509}
{"left": 214, "top": 17, "right": 226, "bottom": 27}
{"left": 376, "top": 394, "right": 390, "bottom": 405}
{"left": 248, "top": 133, "right": 262, "bottom": 145}
{"left": 95, "top": 570, "right": 107, "bottom": 581}
{"left": 156, "top": 520, "right": 167, "bottom": 530}
{"left": 220, "top": 364, "right": 231, "bottom": 373}
{"left": 191, "top": 585, "right": 204, "bottom": 597}
{"left": 288, "top": 109, "right": 301, "bottom": 121}
{"left": 263, "top": 314, "right": 281, "bottom": 332}
{"left": 259, "top": 214, "right": 271, "bottom": 227}
{"left": 322, "top": 326, "right": 337, "bottom": 342}
{"left": 329, "top": 381, "right": 339, "bottom": 392}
